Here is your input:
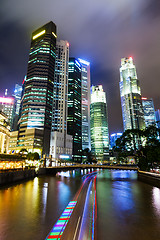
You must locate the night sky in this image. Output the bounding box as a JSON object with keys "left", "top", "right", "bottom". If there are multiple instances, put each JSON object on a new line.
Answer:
{"left": 0, "top": 0, "right": 160, "bottom": 133}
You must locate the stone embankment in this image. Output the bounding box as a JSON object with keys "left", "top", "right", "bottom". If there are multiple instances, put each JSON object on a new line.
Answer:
{"left": 138, "top": 170, "right": 160, "bottom": 188}
{"left": 0, "top": 165, "right": 138, "bottom": 186}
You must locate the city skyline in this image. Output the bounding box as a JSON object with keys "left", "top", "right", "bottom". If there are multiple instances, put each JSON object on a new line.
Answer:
{"left": 0, "top": 1, "right": 160, "bottom": 133}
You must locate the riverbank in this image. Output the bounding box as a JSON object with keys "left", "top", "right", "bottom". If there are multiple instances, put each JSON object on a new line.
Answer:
{"left": 0, "top": 165, "right": 137, "bottom": 186}
{"left": 138, "top": 170, "right": 160, "bottom": 188}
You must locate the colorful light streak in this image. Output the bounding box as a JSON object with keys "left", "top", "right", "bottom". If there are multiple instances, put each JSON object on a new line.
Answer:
{"left": 45, "top": 170, "right": 99, "bottom": 240}
{"left": 45, "top": 201, "right": 77, "bottom": 240}
{"left": 92, "top": 175, "right": 97, "bottom": 240}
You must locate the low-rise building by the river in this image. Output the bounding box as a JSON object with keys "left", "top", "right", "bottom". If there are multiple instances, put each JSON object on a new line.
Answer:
{"left": 0, "top": 111, "right": 10, "bottom": 154}
{"left": 8, "top": 128, "right": 43, "bottom": 155}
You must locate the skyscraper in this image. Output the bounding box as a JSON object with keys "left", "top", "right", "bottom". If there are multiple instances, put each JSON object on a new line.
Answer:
{"left": 110, "top": 132, "right": 123, "bottom": 149}
{"left": 17, "top": 21, "right": 57, "bottom": 155}
{"left": 12, "top": 84, "right": 22, "bottom": 130}
{"left": 142, "top": 97, "right": 157, "bottom": 127}
{"left": 155, "top": 109, "right": 160, "bottom": 128}
{"left": 50, "top": 40, "right": 72, "bottom": 160}
{"left": 90, "top": 85, "right": 109, "bottom": 161}
{"left": 119, "top": 57, "right": 145, "bottom": 131}
{"left": 67, "top": 58, "right": 82, "bottom": 161}
{"left": 0, "top": 96, "right": 14, "bottom": 129}
{"left": 78, "top": 58, "right": 91, "bottom": 150}
{"left": 13, "top": 84, "right": 22, "bottom": 115}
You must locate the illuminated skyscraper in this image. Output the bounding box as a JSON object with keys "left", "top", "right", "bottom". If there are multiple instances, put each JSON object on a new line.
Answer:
{"left": 50, "top": 40, "right": 72, "bottom": 160}
{"left": 119, "top": 57, "right": 145, "bottom": 131}
{"left": 142, "top": 97, "right": 157, "bottom": 127}
{"left": 0, "top": 97, "right": 14, "bottom": 129}
{"left": 13, "top": 84, "right": 22, "bottom": 115}
{"left": 12, "top": 84, "right": 22, "bottom": 130}
{"left": 155, "top": 109, "right": 160, "bottom": 128}
{"left": 110, "top": 132, "right": 123, "bottom": 149}
{"left": 78, "top": 58, "right": 91, "bottom": 150}
{"left": 90, "top": 85, "right": 109, "bottom": 161}
{"left": 67, "top": 58, "right": 82, "bottom": 161}
{"left": 18, "top": 21, "right": 57, "bottom": 155}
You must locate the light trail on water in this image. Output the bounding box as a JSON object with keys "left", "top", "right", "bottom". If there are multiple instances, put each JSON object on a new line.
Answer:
{"left": 45, "top": 169, "right": 99, "bottom": 240}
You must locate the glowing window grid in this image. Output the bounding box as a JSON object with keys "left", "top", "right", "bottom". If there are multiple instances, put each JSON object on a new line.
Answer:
{"left": 45, "top": 201, "right": 77, "bottom": 239}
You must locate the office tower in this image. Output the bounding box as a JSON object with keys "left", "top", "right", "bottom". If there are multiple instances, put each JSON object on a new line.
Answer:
{"left": 0, "top": 96, "right": 14, "bottom": 129}
{"left": 155, "top": 109, "right": 160, "bottom": 128}
{"left": 90, "top": 85, "right": 109, "bottom": 161}
{"left": 12, "top": 84, "right": 22, "bottom": 130}
{"left": 119, "top": 57, "right": 145, "bottom": 131}
{"left": 78, "top": 58, "right": 91, "bottom": 151}
{"left": 67, "top": 58, "right": 82, "bottom": 161}
{"left": 110, "top": 132, "right": 123, "bottom": 149}
{"left": 17, "top": 21, "right": 57, "bottom": 155}
{"left": 50, "top": 40, "right": 72, "bottom": 161}
{"left": 142, "top": 97, "right": 157, "bottom": 127}
{"left": 13, "top": 84, "right": 22, "bottom": 115}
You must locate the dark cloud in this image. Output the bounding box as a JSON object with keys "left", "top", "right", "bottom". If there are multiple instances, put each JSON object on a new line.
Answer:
{"left": 0, "top": 0, "right": 160, "bottom": 133}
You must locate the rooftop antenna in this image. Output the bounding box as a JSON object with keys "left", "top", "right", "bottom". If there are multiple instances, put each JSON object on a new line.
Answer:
{"left": 5, "top": 89, "right": 8, "bottom": 96}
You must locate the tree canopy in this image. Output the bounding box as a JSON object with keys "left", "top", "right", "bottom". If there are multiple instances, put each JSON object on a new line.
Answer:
{"left": 114, "top": 126, "right": 160, "bottom": 170}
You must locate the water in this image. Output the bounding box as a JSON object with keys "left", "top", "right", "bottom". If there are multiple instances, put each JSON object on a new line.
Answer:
{"left": 0, "top": 169, "right": 160, "bottom": 240}
{"left": 97, "top": 170, "right": 160, "bottom": 240}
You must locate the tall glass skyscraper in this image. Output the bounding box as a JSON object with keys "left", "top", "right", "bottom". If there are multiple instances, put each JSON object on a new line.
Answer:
{"left": 0, "top": 97, "right": 14, "bottom": 129}
{"left": 67, "top": 58, "right": 82, "bottom": 161}
{"left": 142, "top": 97, "right": 157, "bottom": 127}
{"left": 155, "top": 109, "right": 160, "bottom": 128}
{"left": 12, "top": 84, "right": 22, "bottom": 130}
{"left": 119, "top": 57, "right": 145, "bottom": 131}
{"left": 18, "top": 21, "right": 57, "bottom": 155}
{"left": 110, "top": 132, "right": 123, "bottom": 149}
{"left": 50, "top": 40, "right": 72, "bottom": 160}
{"left": 78, "top": 58, "right": 91, "bottom": 150}
{"left": 13, "top": 84, "right": 22, "bottom": 115}
{"left": 90, "top": 85, "right": 109, "bottom": 161}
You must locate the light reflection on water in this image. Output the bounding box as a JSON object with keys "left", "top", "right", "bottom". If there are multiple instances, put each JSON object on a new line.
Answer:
{"left": 0, "top": 169, "right": 160, "bottom": 240}
{"left": 42, "top": 183, "right": 48, "bottom": 217}
{"left": 112, "top": 181, "right": 134, "bottom": 212}
{"left": 152, "top": 187, "right": 160, "bottom": 215}
{"left": 97, "top": 170, "right": 160, "bottom": 240}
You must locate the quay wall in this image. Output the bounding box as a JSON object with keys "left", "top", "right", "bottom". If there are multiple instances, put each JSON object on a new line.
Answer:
{"left": 138, "top": 171, "right": 160, "bottom": 188}
{"left": 0, "top": 165, "right": 138, "bottom": 186}
{"left": 0, "top": 169, "right": 36, "bottom": 186}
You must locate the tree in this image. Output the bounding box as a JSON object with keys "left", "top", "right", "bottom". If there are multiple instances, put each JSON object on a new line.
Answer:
{"left": 27, "top": 152, "right": 40, "bottom": 160}
{"left": 19, "top": 149, "right": 28, "bottom": 155}
{"left": 82, "top": 148, "right": 94, "bottom": 163}
{"left": 114, "top": 126, "right": 160, "bottom": 170}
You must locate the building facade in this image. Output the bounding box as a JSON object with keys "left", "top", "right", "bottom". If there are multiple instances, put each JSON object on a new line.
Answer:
{"left": 9, "top": 21, "right": 57, "bottom": 156}
{"left": 12, "top": 84, "right": 22, "bottom": 130}
{"left": 119, "top": 57, "right": 145, "bottom": 131}
{"left": 0, "top": 112, "right": 10, "bottom": 153}
{"left": 0, "top": 97, "right": 14, "bottom": 130}
{"left": 142, "top": 97, "right": 157, "bottom": 128}
{"left": 50, "top": 40, "right": 72, "bottom": 161}
{"left": 110, "top": 132, "right": 123, "bottom": 149}
{"left": 67, "top": 58, "right": 82, "bottom": 161}
{"left": 78, "top": 58, "right": 91, "bottom": 151}
{"left": 90, "top": 85, "right": 109, "bottom": 161}
{"left": 155, "top": 109, "right": 160, "bottom": 128}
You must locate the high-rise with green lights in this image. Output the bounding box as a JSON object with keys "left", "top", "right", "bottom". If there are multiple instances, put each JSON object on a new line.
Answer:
{"left": 90, "top": 85, "right": 109, "bottom": 161}
{"left": 67, "top": 58, "right": 82, "bottom": 161}
{"left": 119, "top": 57, "right": 145, "bottom": 131}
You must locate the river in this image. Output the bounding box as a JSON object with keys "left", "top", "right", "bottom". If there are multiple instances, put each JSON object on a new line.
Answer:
{"left": 0, "top": 169, "right": 160, "bottom": 240}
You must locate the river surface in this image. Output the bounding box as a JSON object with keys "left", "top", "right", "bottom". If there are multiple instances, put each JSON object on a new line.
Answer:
{"left": 0, "top": 169, "right": 160, "bottom": 240}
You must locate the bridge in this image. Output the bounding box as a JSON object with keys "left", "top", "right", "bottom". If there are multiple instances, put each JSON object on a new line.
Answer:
{"left": 45, "top": 164, "right": 138, "bottom": 175}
